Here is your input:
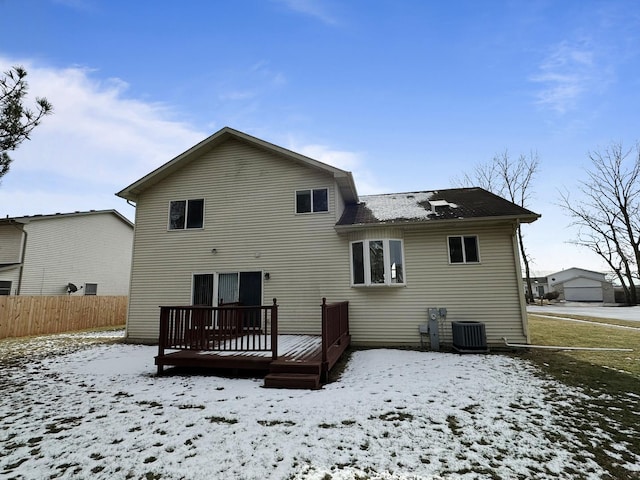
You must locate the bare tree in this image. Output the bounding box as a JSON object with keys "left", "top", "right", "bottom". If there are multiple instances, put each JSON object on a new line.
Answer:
{"left": 559, "top": 142, "right": 640, "bottom": 304}
{"left": 455, "top": 150, "right": 540, "bottom": 303}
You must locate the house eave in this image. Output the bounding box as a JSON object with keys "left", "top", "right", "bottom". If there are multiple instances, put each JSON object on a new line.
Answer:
{"left": 0, "top": 218, "right": 26, "bottom": 226}
{"left": 0, "top": 263, "right": 22, "bottom": 272}
{"left": 116, "top": 127, "right": 359, "bottom": 204}
{"left": 3, "top": 210, "right": 134, "bottom": 229}
{"left": 334, "top": 213, "right": 540, "bottom": 233}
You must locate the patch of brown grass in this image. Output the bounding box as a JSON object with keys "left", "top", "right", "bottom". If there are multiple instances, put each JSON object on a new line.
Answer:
{"left": 528, "top": 314, "right": 640, "bottom": 378}
{"left": 523, "top": 314, "right": 640, "bottom": 479}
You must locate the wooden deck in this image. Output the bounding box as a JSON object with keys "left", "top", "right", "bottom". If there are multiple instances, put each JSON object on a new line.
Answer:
{"left": 156, "top": 334, "right": 321, "bottom": 372}
{"left": 155, "top": 299, "right": 350, "bottom": 389}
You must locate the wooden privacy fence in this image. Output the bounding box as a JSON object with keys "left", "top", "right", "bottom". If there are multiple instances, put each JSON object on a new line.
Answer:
{"left": 0, "top": 296, "right": 128, "bottom": 340}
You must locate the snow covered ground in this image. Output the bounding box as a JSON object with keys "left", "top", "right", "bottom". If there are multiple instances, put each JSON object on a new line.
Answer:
{"left": 1, "top": 331, "right": 638, "bottom": 479}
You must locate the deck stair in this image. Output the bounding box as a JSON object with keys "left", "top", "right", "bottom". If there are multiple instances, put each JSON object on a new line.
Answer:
{"left": 263, "top": 359, "right": 322, "bottom": 389}
{"left": 263, "top": 372, "right": 321, "bottom": 389}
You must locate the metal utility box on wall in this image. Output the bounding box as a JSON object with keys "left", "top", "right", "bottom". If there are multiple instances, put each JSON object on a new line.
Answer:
{"left": 420, "top": 307, "right": 447, "bottom": 351}
{"left": 451, "top": 321, "right": 489, "bottom": 353}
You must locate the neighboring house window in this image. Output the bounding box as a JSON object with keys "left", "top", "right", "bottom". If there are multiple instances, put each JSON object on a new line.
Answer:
{"left": 0, "top": 281, "right": 11, "bottom": 295}
{"left": 296, "top": 188, "right": 328, "bottom": 213}
{"left": 448, "top": 235, "right": 480, "bottom": 264}
{"left": 84, "top": 283, "right": 98, "bottom": 295}
{"left": 350, "top": 239, "right": 405, "bottom": 286}
{"left": 169, "top": 199, "right": 204, "bottom": 230}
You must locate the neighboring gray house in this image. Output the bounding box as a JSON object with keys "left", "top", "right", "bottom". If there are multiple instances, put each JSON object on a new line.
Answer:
{"left": 117, "top": 127, "right": 540, "bottom": 348}
{"left": 547, "top": 267, "right": 614, "bottom": 303}
{"left": 0, "top": 210, "right": 134, "bottom": 296}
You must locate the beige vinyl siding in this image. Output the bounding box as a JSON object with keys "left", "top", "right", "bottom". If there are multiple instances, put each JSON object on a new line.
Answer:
{"left": 342, "top": 224, "right": 527, "bottom": 347}
{"left": 0, "top": 225, "right": 24, "bottom": 263}
{"left": 127, "top": 138, "right": 527, "bottom": 346}
{"left": 19, "top": 214, "right": 133, "bottom": 296}
{"left": 126, "top": 138, "right": 352, "bottom": 341}
{"left": 0, "top": 225, "right": 24, "bottom": 295}
{"left": 0, "top": 268, "right": 21, "bottom": 295}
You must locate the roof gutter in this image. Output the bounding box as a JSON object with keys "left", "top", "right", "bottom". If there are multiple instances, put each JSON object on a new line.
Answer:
{"left": 334, "top": 213, "right": 540, "bottom": 232}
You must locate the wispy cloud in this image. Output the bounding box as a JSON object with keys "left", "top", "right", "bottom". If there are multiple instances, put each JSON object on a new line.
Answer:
{"left": 250, "top": 60, "right": 287, "bottom": 87}
{"left": 217, "top": 61, "right": 286, "bottom": 103}
{"left": 218, "top": 90, "right": 256, "bottom": 101}
{"left": 530, "top": 41, "right": 606, "bottom": 114}
{"left": 0, "top": 56, "right": 380, "bottom": 223}
{"left": 273, "top": 0, "right": 339, "bottom": 26}
{"left": 0, "top": 57, "right": 206, "bottom": 219}
{"left": 288, "top": 141, "right": 387, "bottom": 195}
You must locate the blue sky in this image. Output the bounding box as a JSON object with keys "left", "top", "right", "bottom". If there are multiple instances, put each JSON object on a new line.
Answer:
{"left": 1, "top": 0, "right": 639, "bottom": 274}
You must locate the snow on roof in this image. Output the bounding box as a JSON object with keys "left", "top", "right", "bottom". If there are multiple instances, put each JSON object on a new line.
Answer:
{"left": 360, "top": 191, "right": 436, "bottom": 221}
{"left": 337, "top": 187, "right": 540, "bottom": 227}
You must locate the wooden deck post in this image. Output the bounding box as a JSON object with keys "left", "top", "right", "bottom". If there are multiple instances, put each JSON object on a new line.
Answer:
{"left": 271, "top": 298, "right": 278, "bottom": 360}
{"left": 321, "top": 297, "right": 328, "bottom": 369}
{"left": 157, "top": 306, "right": 168, "bottom": 375}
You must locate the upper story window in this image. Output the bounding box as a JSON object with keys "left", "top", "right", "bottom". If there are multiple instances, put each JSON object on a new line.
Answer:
{"left": 296, "top": 188, "right": 328, "bottom": 214}
{"left": 169, "top": 199, "right": 204, "bottom": 230}
{"left": 351, "top": 239, "right": 405, "bottom": 286}
{"left": 448, "top": 235, "right": 480, "bottom": 264}
{"left": 0, "top": 281, "right": 11, "bottom": 295}
{"left": 84, "top": 283, "right": 98, "bottom": 295}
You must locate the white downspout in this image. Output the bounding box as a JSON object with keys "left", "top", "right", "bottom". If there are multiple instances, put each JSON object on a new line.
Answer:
{"left": 503, "top": 337, "right": 632, "bottom": 352}
{"left": 511, "top": 221, "right": 529, "bottom": 343}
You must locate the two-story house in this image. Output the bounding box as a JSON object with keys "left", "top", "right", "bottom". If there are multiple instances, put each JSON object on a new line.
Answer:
{"left": 117, "top": 127, "right": 539, "bottom": 348}
{"left": 0, "top": 210, "right": 134, "bottom": 296}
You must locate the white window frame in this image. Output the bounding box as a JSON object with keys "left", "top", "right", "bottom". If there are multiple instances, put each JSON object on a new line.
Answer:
{"left": 350, "top": 239, "right": 406, "bottom": 287}
{"left": 295, "top": 188, "right": 329, "bottom": 214}
{"left": 191, "top": 271, "right": 266, "bottom": 307}
{"left": 168, "top": 198, "right": 205, "bottom": 230}
{"left": 191, "top": 272, "right": 215, "bottom": 306}
{"left": 447, "top": 235, "right": 480, "bottom": 264}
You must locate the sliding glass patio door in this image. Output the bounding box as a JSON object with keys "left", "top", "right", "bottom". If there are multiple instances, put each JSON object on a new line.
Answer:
{"left": 193, "top": 271, "right": 263, "bottom": 328}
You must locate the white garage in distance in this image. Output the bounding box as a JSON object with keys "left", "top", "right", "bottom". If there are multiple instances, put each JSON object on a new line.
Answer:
{"left": 547, "top": 267, "right": 614, "bottom": 303}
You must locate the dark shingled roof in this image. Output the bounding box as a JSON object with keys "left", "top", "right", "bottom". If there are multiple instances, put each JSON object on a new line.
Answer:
{"left": 0, "top": 210, "right": 134, "bottom": 228}
{"left": 337, "top": 187, "right": 539, "bottom": 226}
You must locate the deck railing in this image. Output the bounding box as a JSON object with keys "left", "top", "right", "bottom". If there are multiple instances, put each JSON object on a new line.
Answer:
{"left": 321, "top": 298, "right": 350, "bottom": 372}
{"left": 158, "top": 299, "right": 278, "bottom": 360}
